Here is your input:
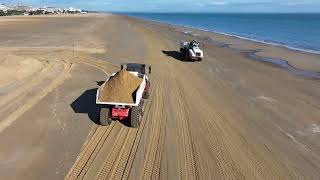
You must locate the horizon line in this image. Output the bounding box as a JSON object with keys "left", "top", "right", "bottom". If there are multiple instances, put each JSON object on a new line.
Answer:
{"left": 106, "top": 11, "right": 320, "bottom": 14}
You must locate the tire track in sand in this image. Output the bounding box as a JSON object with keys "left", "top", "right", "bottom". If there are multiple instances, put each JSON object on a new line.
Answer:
{"left": 95, "top": 127, "right": 129, "bottom": 180}
{"left": 65, "top": 123, "right": 115, "bottom": 180}
{"left": 0, "top": 62, "right": 72, "bottom": 134}
{"left": 0, "top": 60, "right": 55, "bottom": 110}
{"left": 171, "top": 77, "right": 199, "bottom": 180}
{"left": 140, "top": 72, "right": 166, "bottom": 180}
{"left": 120, "top": 75, "right": 156, "bottom": 180}
{"left": 175, "top": 62, "right": 244, "bottom": 179}
{"left": 107, "top": 100, "right": 153, "bottom": 180}
{"left": 75, "top": 57, "right": 119, "bottom": 75}
{"left": 106, "top": 128, "right": 137, "bottom": 180}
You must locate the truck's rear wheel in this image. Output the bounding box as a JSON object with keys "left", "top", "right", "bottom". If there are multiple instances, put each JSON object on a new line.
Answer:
{"left": 131, "top": 106, "right": 141, "bottom": 128}
{"left": 100, "top": 108, "right": 112, "bottom": 126}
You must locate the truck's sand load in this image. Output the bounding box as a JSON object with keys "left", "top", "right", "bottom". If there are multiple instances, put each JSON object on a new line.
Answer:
{"left": 100, "top": 70, "right": 142, "bottom": 103}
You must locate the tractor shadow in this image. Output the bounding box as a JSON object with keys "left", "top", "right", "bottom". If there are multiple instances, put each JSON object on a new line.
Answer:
{"left": 162, "top": 50, "right": 196, "bottom": 62}
{"left": 70, "top": 88, "right": 100, "bottom": 125}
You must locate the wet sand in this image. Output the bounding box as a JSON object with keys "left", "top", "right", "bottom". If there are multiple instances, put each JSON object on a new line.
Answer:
{"left": 0, "top": 14, "right": 320, "bottom": 180}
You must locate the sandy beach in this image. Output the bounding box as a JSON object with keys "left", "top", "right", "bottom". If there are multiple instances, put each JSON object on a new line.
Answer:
{"left": 0, "top": 13, "right": 320, "bottom": 180}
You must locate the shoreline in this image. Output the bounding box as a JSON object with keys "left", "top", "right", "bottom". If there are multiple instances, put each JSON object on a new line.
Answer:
{"left": 121, "top": 13, "right": 320, "bottom": 55}
{"left": 120, "top": 13, "right": 320, "bottom": 74}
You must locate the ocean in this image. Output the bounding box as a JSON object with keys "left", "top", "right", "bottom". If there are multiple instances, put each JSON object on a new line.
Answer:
{"left": 124, "top": 13, "right": 320, "bottom": 54}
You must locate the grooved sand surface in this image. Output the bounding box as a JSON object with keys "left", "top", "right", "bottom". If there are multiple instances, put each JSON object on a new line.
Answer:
{"left": 1, "top": 14, "right": 320, "bottom": 180}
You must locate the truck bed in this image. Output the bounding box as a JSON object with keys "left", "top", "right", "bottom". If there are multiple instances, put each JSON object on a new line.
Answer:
{"left": 96, "top": 72, "right": 146, "bottom": 106}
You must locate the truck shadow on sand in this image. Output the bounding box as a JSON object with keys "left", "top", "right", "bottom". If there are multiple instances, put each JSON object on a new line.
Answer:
{"left": 70, "top": 88, "right": 100, "bottom": 125}
{"left": 70, "top": 84, "right": 132, "bottom": 127}
{"left": 162, "top": 50, "right": 197, "bottom": 62}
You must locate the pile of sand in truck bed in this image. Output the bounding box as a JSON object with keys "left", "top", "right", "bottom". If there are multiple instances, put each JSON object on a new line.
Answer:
{"left": 100, "top": 70, "right": 143, "bottom": 103}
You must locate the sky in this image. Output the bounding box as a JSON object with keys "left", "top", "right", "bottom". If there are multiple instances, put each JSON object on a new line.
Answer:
{"left": 1, "top": 0, "right": 320, "bottom": 12}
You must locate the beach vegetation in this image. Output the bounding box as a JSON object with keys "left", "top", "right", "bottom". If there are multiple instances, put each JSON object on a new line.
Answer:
{"left": 2, "top": 10, "right": 25, "bottom": 16}
{"left": 0, "top": 10, "right": 5, "bottom": 16}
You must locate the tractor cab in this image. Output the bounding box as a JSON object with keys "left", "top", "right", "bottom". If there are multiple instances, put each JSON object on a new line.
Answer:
{"left": 189, "top": 40, "right": 200, "bottom": 49}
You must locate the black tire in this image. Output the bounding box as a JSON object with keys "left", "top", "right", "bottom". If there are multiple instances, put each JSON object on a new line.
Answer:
{"left": 180, "top": 48, "right": 184, "bottom": 56}
{"left": 100, "top": 108, "right": 112, "bottom": 126}
{"left": 180, "top": 48, "right": 186, "bottom": 60}
{"left": 185, "top": 53, "right": 189, "bottom": 61}
{"left": 131, "top": 106, "right": 141, "bottom": 128}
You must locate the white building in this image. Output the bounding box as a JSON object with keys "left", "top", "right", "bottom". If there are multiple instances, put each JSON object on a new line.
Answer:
{"left": 43, "top": 7, "right": 63, "bottom": 14}
{"left": 11, "top": 5, "right": 33, "bottom": 12}
{"left": 68, "top": 7, "right": 81, "bottom": 12}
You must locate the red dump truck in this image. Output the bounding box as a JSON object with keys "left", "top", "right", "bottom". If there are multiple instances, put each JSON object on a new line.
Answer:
{"left": 96, "top": 63, "right": 151, "bottom": 128}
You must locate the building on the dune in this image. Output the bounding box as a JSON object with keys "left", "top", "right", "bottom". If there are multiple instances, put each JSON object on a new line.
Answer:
{"left": 0, "top": 3, "right": 84, "bottom": 16}
{"left": 45, "top": 7, "right": 64, "bottom": 14}
{"left": 67, "top": 7, "right": 82, "bottom": 13}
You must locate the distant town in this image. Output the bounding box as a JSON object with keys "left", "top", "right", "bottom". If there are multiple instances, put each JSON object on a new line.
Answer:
{"left": 0, "top": 4, "right": 89, "bottom": 16}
